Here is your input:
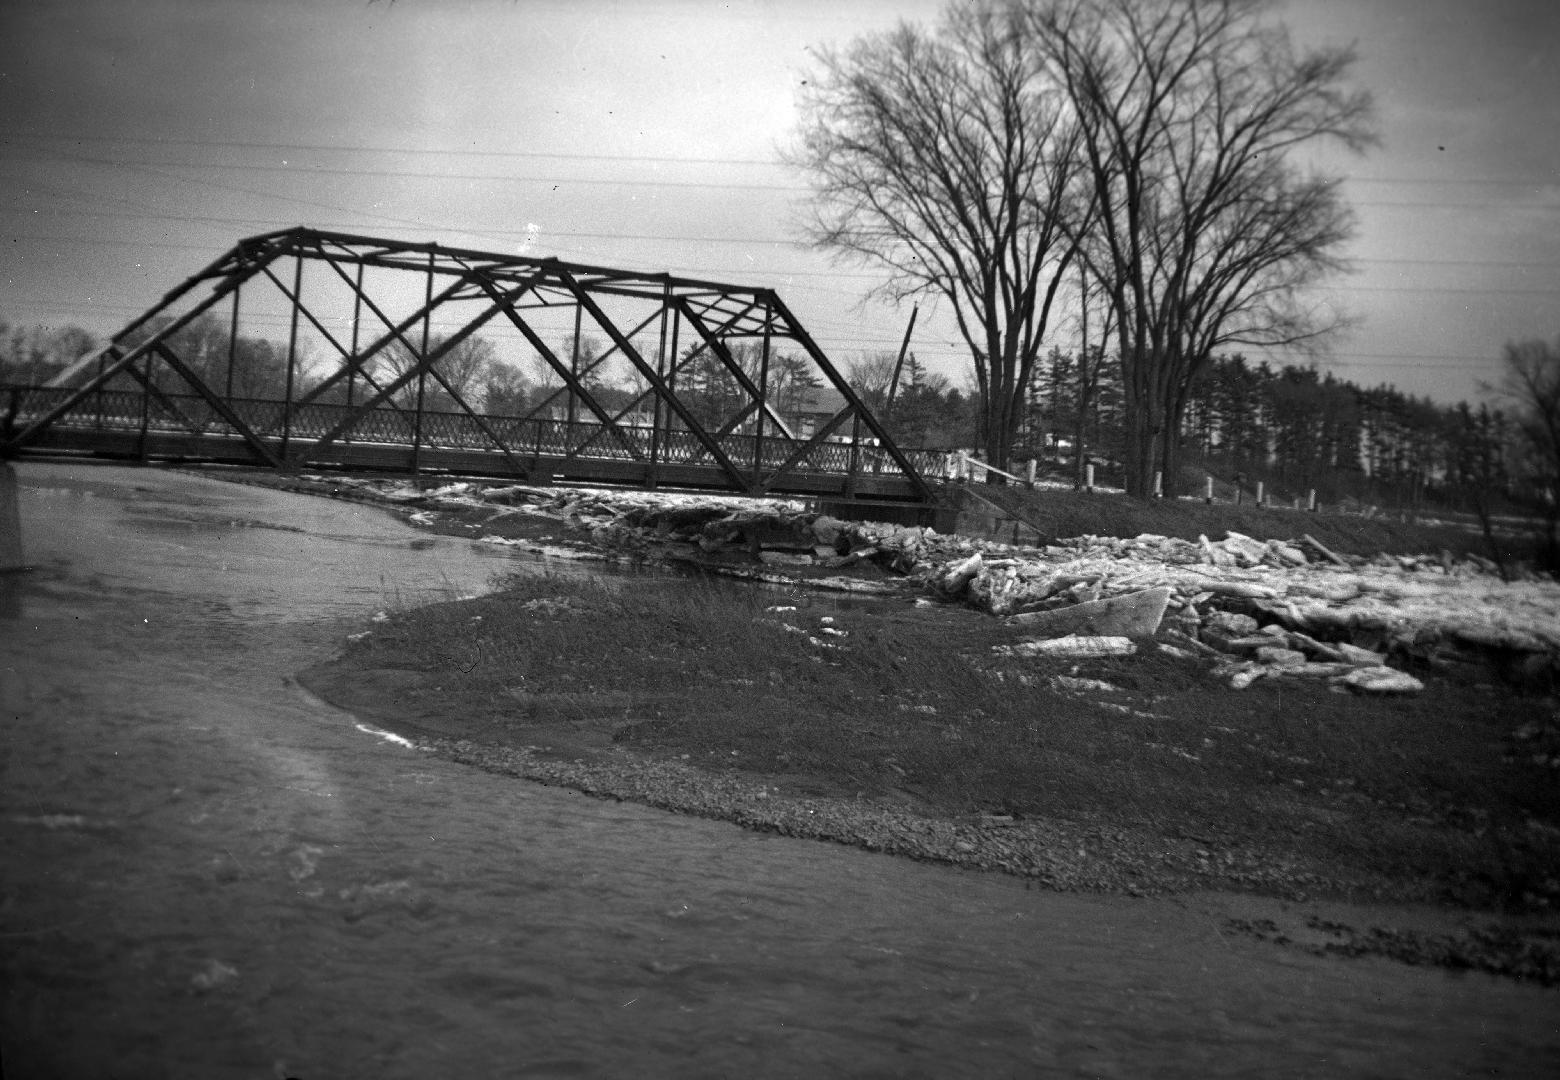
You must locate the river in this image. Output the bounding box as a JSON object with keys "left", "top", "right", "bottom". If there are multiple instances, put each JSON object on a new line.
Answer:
{"left": 1, "top": 462, "right": 1554, "bottom": 1079}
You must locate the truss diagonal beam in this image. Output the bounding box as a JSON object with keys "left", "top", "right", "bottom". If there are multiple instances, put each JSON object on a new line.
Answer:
{"left": 476, "top": 278, "right": 646, "bottom": 461}
{"left": 766, "top": 292, "right": 933, "bottom": 501}
{"left": 553, "top": 270, "right": 751, "bottom": 491}
{"left": 121, "top": 352, "right": 206, "bottom": 434}
{"left": 2, "top": 250, "right": 280, "bottom": 455}
{"left": 517, "top": 307, "right": 663, "bottom": 427}
{"left": 291, "top": 266, "right": 478, "bottom": 412}
{"left": 150, "top": 343, "right": 282, "bottom": 466}
{"left": 311, "top": 276, "right": 533, "bottom": 452}
{"left": 673, "top": 297, "right": 798, "bottom": 444}
{"left": 761, "top": 405, "right": 856, "bottom": 493}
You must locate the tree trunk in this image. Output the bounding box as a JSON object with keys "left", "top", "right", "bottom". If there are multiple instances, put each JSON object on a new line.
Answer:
{"left": 1074, "top": 351, "right": 1094, "bottom": 489}
{"left": 1122, "top": 401, "right": 1155, "bottom": 496}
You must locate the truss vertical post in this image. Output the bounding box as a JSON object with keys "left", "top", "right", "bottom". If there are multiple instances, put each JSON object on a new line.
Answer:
{"left": 568, "top": 304, "right": 583, "bottom": 432}
{"left": 137, "top": 349, "right": 154, "bottom": 460}
{"left": 94, "top": 352, "right": 106, "bottom": 429}
{"left": 412, "top": 250, "right": 434, "bottom": 474}
{"left": 753, "top": 299, "right": 772, "bottom": 491}
{"left": 280, "top": 253, "right": 304, "bottom": 460}
{"left": 346, "top": 261, "right": 364, "bottom": 442}
{"left": 225, "top": 287, "right": 239, "bottom": 402}
{"left": 649, "top": 284, "right": 671, "bottom": 487}
{"left": 846, "top": 411, "right": 862, "bottom": 496}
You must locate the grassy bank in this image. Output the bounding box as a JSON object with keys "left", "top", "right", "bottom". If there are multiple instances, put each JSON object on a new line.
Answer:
{"left": 962, "top": 484, "right": 1537, "bottom": 564}
{"left": 304, "top": 570, "right": 1560, "bottom": 913}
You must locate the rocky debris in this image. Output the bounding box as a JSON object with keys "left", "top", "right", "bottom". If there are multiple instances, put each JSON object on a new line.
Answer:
{"left": 994, "top": 634, "right": 1138, "bottom": 659}
{"left": 1053, "top": 676, "right": 1124, "bottom": 693}
{"left": 912, "top": 532, "right": 1559, "bottom": 692}
{"left": 1004, "top": 586, "right": 1172, "bottom": 639}
{"left": 1336, "top": 666, "right": 1427, "bottom": 695}
{"left": 313, "top": 475, "right": 1560, "bottom": 692}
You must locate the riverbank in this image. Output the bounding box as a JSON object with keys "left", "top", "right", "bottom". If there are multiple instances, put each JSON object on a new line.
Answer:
{"left": 254, "top": 469, "right": 1560, "bottom": 986}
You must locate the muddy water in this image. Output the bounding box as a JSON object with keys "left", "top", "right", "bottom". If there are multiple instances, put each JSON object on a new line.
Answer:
{"left": 1, "top": 463, "right": 1554, "bottom": 1079}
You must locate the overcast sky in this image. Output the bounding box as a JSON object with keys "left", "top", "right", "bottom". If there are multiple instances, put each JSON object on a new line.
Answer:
{"left": 1, "top": 0, "right": 1557, "bottom": 405}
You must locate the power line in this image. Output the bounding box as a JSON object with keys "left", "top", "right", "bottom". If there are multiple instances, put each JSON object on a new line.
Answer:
{"left": 0, "top": 204, "right": 811, "bottom": 255}
{"left": 0, "top": 131, "right": 780, "bottom": 167}
{"left": 0, "top": 292, "right": 1501, "bottom": 365}
{"left": 10, "top": 146, "right": 1558, "bottom": 210}
{"left": 0, "top": 131, "right": 783, "bottom": 168}
{"left": 7, "top": 204, "right": 1560, "bottom": 273}
{"left": 9, "top": 231, "right": 1552, "bottom": 307}
{"left": 6, "top": 209, "right": 1560, "bottom": 297}
{"left": 7, "top": 131, "right": 1557, "bottom": 191}
{"left": 13, "top": 151, "right": 801, "bottom": 193}
{"left": 4, "top": 149, "right": 516, "bottom": 248}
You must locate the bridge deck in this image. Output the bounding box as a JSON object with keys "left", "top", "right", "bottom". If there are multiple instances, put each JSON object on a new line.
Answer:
{"left": 5, "top": 386, "right": 937, "bottom": 501}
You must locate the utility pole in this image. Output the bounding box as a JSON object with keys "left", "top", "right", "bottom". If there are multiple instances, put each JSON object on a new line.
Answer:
{"left": 883, "top": 304, "right": 919, "bottom": 427}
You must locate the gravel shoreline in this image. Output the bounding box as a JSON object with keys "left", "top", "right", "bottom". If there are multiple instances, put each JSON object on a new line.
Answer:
{"left": 402, "top": 734, "right": 1560, "bottom": 987}
{"left": 222, "top": 466, "right": 1560, "bottom": 985}
{"left": 417, "top": 734, "right": 1397, "bottom": 901}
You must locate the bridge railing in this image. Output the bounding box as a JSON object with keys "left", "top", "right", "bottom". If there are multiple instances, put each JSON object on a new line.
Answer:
{"left": 2, "top": 384, "right": 948, "bottom": 480}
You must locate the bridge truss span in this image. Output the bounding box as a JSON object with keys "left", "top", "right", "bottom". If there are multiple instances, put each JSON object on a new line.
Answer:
{"left": 1, "top": 228, "right": 934, "bottom": 502}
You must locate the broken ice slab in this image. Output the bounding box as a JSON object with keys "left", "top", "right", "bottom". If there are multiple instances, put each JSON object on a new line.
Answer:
{"left": 994, "top": 635, "right": 1138, "bottom": 659}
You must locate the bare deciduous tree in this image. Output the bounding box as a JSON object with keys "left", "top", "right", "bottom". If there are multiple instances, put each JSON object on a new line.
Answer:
{"left": 377, "top": 334, "right": 499, "bottom": 411}
{"left": 789, "top": 0, "right": 1084, "bottom": 473}
{"left": 1029, "top": 0, "right": 1375, "bottom": 494}
{"left": 842, "top": 351, "right": 900, "bottom": 410}
{"left": 1491, "top": 337, "right": 1560, "bottom": 570}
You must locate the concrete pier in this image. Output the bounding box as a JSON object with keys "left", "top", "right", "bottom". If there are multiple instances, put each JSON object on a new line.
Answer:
{"left": 1, "top": 462, "right": 23, "bottom": 571}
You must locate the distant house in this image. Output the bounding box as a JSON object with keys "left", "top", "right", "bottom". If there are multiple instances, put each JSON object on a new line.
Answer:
{"left": 784, "top": 385, "right": 848, "bottom": 439}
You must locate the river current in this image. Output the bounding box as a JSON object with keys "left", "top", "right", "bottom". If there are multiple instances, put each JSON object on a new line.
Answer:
{"left": 1, "top": 462, "right": 1554, "bottom": 1078}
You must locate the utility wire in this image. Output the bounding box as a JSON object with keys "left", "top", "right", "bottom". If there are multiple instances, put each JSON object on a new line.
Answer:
{"left": 0, "top": 294, "right": 1503, "bottom": 371}
{"left": 6, "top": 131, "right": 1557, "bottom": 190}
{"left": 8, "top": 145, "right": 1557, "bottom": 210}
{"left": 0, "top": 131, "right": 782, "bottom": 168}
{"left": 7, "top": 230, "right": 1554, "bottom": 301}
{"left": 5, "top": 204, "right": 1560, "bottom": 273}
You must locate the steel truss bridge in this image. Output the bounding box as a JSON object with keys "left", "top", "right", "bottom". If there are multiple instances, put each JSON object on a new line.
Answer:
{"left": 1, "top": 228, "right": 935, "bottom": 503}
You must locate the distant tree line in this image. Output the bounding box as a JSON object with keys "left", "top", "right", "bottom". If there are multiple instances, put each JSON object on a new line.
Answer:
{"left": 1017, "top": 345, "right": 1554, "bottom": 531}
